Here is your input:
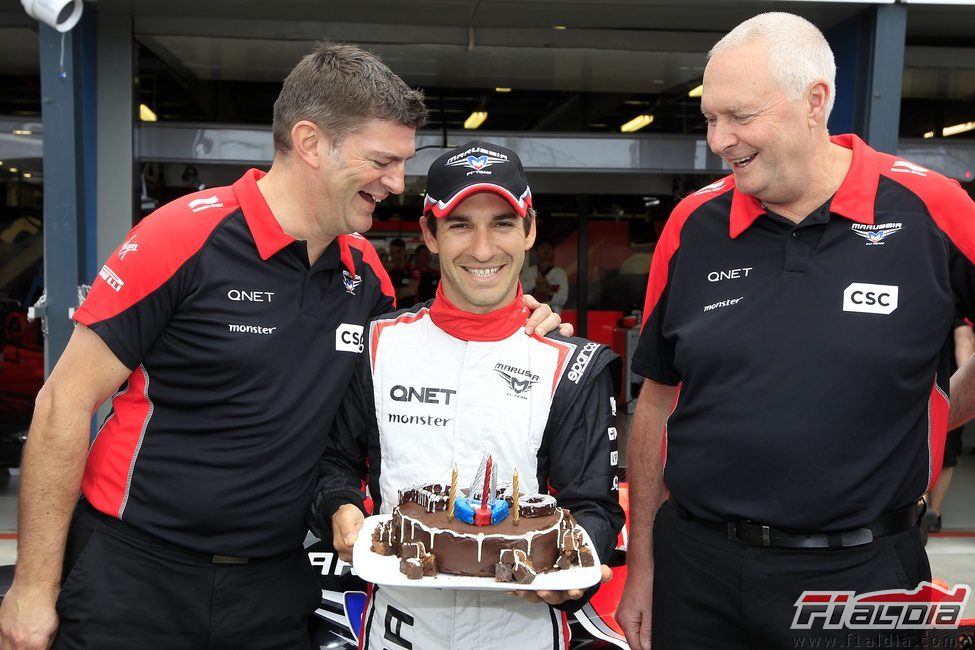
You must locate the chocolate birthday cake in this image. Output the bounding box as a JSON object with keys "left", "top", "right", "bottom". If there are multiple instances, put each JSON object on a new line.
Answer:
{"left": 371, "top": 457, "right": 595, "bottom": 583}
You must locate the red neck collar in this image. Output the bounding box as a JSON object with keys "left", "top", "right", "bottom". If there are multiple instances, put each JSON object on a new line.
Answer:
{"left": 429, "top": 284, "right": 529, "bottom": 342}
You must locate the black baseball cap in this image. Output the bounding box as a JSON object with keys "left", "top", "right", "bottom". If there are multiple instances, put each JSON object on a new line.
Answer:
{"left": 422, "top": 141, "right": 533, "bottom": 218}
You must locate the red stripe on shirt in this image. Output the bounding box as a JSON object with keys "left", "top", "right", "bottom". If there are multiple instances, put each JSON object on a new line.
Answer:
{"left": 369, "top": 308, "right": 431, "bottom": 371}
{"left": 341, "top": 234, "right": 396, "bottom": 304}
{"left": 74, "top": 187, "right": 239, "bottom": 326}
{"left": 927, "top": 381, "right": 949, "bottom": 493}
{"left": 640, "top": 184, "right": 733, "bottom": 330}
{"left": 82, "top": 365, "right": 153, "bottom": 518}
{"left": 876, "top": 154, "right": 975, "bottom": 267}
{"left": 533, "top": 335, "right": 574, "bottom": 397}
{"left": 358, "top": 583, "right": 374, "bottom": 650}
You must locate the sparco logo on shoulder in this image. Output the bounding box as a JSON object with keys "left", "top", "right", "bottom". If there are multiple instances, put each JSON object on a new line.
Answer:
{"left": 568, "top": 342, "right": 599, "bottom": 384}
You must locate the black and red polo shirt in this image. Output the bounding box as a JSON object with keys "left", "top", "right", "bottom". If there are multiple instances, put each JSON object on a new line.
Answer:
{"left": 633, "top": 134, "right": 975, "bottom": 532}
{"left": 74, "top": 169, "right": 394, "bottom": 556}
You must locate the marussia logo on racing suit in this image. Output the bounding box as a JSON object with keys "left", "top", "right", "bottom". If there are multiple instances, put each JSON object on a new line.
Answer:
{"left": 494, "top": 363, "right": 538, "bottom": 397}
{"left": 791, "top": 582, "right": 971, "bottom": 630}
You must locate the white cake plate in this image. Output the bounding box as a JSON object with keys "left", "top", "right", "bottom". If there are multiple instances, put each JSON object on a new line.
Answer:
{"left": 351, "top": 514, "right": 603, "bottom": 591}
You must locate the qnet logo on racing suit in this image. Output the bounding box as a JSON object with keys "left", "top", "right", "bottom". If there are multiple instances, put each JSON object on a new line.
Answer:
{"left": 792, "top": 582, "right": 971, "bottom": 630}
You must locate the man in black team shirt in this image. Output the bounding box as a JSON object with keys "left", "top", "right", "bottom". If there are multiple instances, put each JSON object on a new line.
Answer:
{"left": 0, "top": 43, "right": 563, "bottom": 650}
{"left": 617, "top": 12, "right": 975, "bottom": 650}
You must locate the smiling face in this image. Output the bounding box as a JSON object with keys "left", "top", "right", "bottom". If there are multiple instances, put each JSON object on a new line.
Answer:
{"left": 420, "top": 192, "right": 535, "bottom": 314}
{"left": 317, "top": 118, "right": 416, "bottom": 235}
{"left": 701, "top": 40, "right": 815, "bottom": 207}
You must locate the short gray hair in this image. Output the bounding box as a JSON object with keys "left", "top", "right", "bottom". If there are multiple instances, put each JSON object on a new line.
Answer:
{"left": 709, "top": 12, "right": 836, "bottom": 120}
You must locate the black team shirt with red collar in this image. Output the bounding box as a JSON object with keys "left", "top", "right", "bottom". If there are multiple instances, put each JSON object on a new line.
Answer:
{"left": 74, "top": 169, "right": 394, "bottom": 557}
{"left": 633, "top": 134, "right": 975, "bottom": 532}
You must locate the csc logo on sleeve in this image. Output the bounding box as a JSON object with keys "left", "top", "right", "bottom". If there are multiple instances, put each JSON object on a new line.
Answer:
{"left": 843, "top": 283, "right": 898, "bottom": 315}
{"left": 335, "top": 323, "right": 365, "bottom": 353}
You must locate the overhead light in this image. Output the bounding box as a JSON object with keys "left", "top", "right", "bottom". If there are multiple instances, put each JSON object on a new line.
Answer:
{"left": 924, "top": 122, "right": 975, "bottom": 138}
{"left": 464, "top": 111, "right": 488, "bottom": 130}
{"left": 688, "top": 85, "right": 703, "bottom": 98}
{"left": 23, "top": 172, "right": 31, "bottom": 179}
{"left": 12, "top": 129, "right": 31, "bottom": 136}
{"left": 495, "top": 87, "right": 512, "bottom": 93}
{"left": 624, "top": 100, "right": 650, "bottom": 106}
{"left": 140, "top": 104, "right": 158, "bottom": 122}
{"left": 620, "top": 114, "right": 654, "bottom": 133}
{"left": 553, "top": 25, "right": 567, "bottom": 30}
{"left": 9, "top": 167, "right": 18, "bottom": 173}
{"left": 943, "top": 121, "right": 975, "bottom": 137}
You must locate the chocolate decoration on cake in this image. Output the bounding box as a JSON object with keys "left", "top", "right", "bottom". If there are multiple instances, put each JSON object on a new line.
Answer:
{"left": 578, "top": 545, "right": 595, "bottom": 567}
{"left": 399, "top": 483, "right": 451, "bottom": 513}
{"left": 512, "top": 562, "right": 537, "bottom": 584}
{"left": 400, "top": 557, "right": 425, "bottom": 580}
{"left": 519, "top": 494, "right": 557, "bottom": 518}
{"left": 556, "top": 552, "right": 576, "bottom": 570}
{"left": 401, "top": 542, "right": 426, "bottom": 559}
{"left": 371, "top": 520, "right": 396, "bottom": 555}
{"left": 497, "top": 548, "right": 536, "bottom": 584}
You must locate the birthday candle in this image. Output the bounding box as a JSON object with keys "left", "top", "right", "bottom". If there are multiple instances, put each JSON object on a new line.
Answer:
{"left": 513, "top": 468, "right": 520, "bottom": 525}
{"left": 474, "top": 456, "right": 494, "bottom": 526}
{"left": 448, "top": 464, "right": 458, "bottom": 521}
{"left": 481, "top": 456, "right": 493, "bottom": 511}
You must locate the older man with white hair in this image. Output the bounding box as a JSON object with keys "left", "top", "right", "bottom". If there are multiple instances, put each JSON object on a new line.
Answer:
{"left": 618, "top": 12, "right": 975, "bottom": 650}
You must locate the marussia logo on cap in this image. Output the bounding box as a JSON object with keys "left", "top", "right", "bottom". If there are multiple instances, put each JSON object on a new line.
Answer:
{"left": 446, "top": 146, "right": 509, "bottom": 173}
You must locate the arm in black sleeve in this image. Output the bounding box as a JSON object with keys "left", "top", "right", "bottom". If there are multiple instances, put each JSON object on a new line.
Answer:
{"left": 370, "top": 293, "right": 395, "bottom": 319}
{"left": 539, "top": 359, "right": 625, "bottom": 612}
{"left": 307, "top": 351, "right": 376, "bottom": 544}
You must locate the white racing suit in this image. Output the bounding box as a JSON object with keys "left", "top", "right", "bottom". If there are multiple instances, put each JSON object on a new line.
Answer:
{"left": 310, "top": 296, "right": 624, "bottom": 650}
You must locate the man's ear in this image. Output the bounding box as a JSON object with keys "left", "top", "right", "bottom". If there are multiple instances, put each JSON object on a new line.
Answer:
{"left": 807, "top": 81, "right": 830, "bottom": 128}
{"left": 419, "top": 216, "right": 439, "bottom": 254}
{"left": 291, "top": 120, "right": 326, "bottom": 168}
{"left": 525, "top": 215, "right": 537, "bottom": 251}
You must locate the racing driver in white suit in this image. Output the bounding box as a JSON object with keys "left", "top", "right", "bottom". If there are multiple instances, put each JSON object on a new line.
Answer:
{"left": 310, "top": 140, "right": 625, "bottom": 650}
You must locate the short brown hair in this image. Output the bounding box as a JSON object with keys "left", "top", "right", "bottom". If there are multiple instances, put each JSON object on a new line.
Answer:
{"left": 424, "top": 207, "right": 536, "bottom": 238}
{"left": 272, "top": 42, "right": 427, "bottom": 154}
